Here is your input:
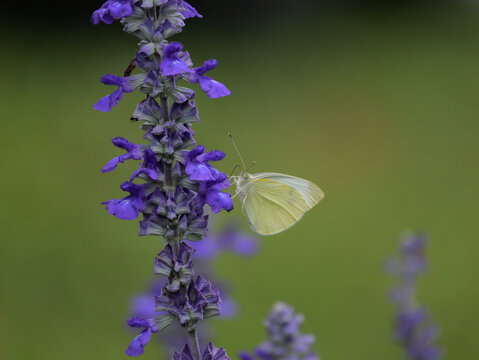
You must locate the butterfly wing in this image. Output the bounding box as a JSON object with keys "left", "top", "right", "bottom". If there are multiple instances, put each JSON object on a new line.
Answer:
{"left": 241, "top": 174, "right": 323, "bottom": 235}
{"left": 252, "top": 172, "right": 325, "bottom": 209}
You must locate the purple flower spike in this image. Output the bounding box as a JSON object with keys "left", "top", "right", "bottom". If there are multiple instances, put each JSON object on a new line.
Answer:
{"left": 102, "top": 137, "right": 142, "bottom": 172}
{"left": 387, "top": 233, "right": 442, "bottom": 360}
{"left": 160, "top": 42, "right": 192, "bottom": 76}
{"left": 102, "top": 182, "right": 145, "bottom": 220}
{"left": 91, "top": 0, "right": 134, "bottom": 25}
{"left": 94, "top": 74, "right": 135, "bottom": 112}
{"left": 241, "top": 302, "right": 320, "bottom": 360}
{"left": 125, "top": 317, "right": 159, "bottom": 357}
{"left": 188, "top": 60, "right": 231, "bottom": 99}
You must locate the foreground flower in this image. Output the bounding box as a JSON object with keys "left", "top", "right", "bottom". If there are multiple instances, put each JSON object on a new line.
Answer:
{"left": 386, "top": 233, "right": 442, "bottom": 360}
{"left": 92, "top": 0, "right": 233, "bottom": 358}
{"left": 240, "top": 302, "right": 320, "bottom": 360}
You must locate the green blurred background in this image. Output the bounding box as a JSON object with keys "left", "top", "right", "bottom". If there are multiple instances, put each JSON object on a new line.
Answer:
{"left": 1, "top": 0, "right": 479, "bottom": 359}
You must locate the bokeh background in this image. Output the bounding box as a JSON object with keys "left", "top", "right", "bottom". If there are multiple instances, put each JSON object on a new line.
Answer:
{"left": 1, "top": 0, "right": 479, "bottom": 359}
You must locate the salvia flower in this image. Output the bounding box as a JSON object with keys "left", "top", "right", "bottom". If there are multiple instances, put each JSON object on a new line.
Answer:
{"left": 126, "top": 317, "right": 160, "bottom": 357}
{"left": 93, "top": 74, "right": 135, "bottom": 112}
{"left": 91, "top": 0, "right": 134, "bottom": 25}
{"left": 161, "top": 42, "right": 192, "bottom": 76}
{"left": 386, "top": 233, "right": 442, "bottom": 360}
{"left": 102, "top": 137, "right": 143, "bottom": 172}
{"left": 188, "top": 60, "right": 232, "bottom": 99}
{"left": 102, "top": 181, "right": 146, "bottom": 220}
{"left": 240, "top": 302, "right": 320, "bottom": 360}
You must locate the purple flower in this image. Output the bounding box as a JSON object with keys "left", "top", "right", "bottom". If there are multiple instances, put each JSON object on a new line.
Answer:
{"left": 185, "top": 146, "right": 226, "bottom": 181}
{"left": 387, "top": 233, "right": 442, "bottom": 360}
{"left": 125, "top": 317, "right": 159, "bottom": 357}
{"left": 91, "top": 0, "right": 134, "bottom": 25}
{"left": 130, "top": 149, "right": 160, "bottom": 181}
{"left": 131, "top": 294, "right": 157, "bottom": 319}
{"left": 154, "top": 243, "right": 195, "bottom": 291}
{"left": 184, "top": 147, "right": 234, "bottom": 213}
{"left": 94, "top": 74, "right": 134, "bottom": 112}
{"left": 174, "top": 343, "right": 230, "bottom": 360}
{"left": 241, "top": 302, "right": 320, "bottom": 360}
{"left": 160, "top": 42, "right": 192, "bottom": 76}
{"left": 180, "top": 1, "right": 203, "bottom": 19}
{"left": 188, "top": 60, "right": 231, "bottom": 99}
{"left": 189, "top": 221, "right": 258, "bottom": 259}
{"left": 102, "top": 182, "right": 145, "bottom": 220}
{"left": 203, "top": 343, "right": 231, "bottom": 360}
{"left": 155, "top": 276, "right": 221, "bottom": 330}
{"left": 198, "top": 179, "right": 233, "bottom": 214}
{"left": 102, "top": 137, "right": 143, "bottom": 172}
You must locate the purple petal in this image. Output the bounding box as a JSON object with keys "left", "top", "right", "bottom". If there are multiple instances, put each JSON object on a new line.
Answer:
{"left": 199, "top": 76, "right": 231, "bottom": 99}
{"left": 130, "top": 168, "right": 159, "bottom": 181}
{"left": 231, "top": 235, "right": 258, "bottom": 256}
{"left": 182, "top": 1, "right": 203, "bottom": 19}
{"left": 186, "top": 162, "right": 216, "bottom": 181}
{"left": 207, "top": 190, "right": 233, "bottom": 213}
{"left": 239, "top": 352, "right": 255, "bottom": 360}
{"left": 125, "top": 328, "right": 151, "bottom": 357}
{"left": 131, "top": 295, "right": 157, "bottom": 318}
{"left": 198, "top": 150, "right": 225, "bottom": 163}
{"left": 93, "top": 88, "right": 124, "bottom": 112}
{"left": 218, "top": 293, "right": 237, "bottom": 318}
{"left": 109, "top": 0, "right": 133, "bottom": 18}
{"left": 102, "top": 198, "right": 140, "bottom": 220}
{"left": 160, "top": 42, "right": 191, "bottom": 76}
{"left": 196, "top": 59, "right": 218, "bottom": 75}
{"left": 101, "top": 157, "right": 121, "bottom": 172}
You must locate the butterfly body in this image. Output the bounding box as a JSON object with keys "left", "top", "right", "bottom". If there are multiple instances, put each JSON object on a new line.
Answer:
{"left": 233, "top": 171, "right": 324, "bottom": 236}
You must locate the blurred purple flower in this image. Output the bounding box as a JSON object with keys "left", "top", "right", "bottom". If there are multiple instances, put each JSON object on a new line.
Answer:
{"left": 240, "top": 302, "right": 320, "bottom": 360}
{"left": 387, "top": 233, "right": 442, "bottom": 360}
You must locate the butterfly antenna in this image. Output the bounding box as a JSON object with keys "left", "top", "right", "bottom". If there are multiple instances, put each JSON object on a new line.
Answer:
{"left": 228, "top": 133, "right": 246, "bottom": 170}
{"left": 246, "top": 161, "right": 256, "bottom": 171}
{"left": 229, "top": 164, "right": 241, "bottom": 177}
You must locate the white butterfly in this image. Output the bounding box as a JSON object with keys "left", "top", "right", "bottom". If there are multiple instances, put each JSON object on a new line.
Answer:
{"left": 228, "top": 135, "right": 325, "bottom": 236}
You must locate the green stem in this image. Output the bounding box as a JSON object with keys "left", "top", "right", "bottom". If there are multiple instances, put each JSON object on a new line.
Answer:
{"left": 187, "top": 329, "right": 202, "bottom": 360}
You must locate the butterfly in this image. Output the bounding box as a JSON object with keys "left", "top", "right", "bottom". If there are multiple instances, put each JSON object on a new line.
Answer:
{"left": 229, "top": 135, "right": 325, "bottom": 236}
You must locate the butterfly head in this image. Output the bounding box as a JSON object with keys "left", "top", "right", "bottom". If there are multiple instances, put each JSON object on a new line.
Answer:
{"left": 231, "top": 170, "right": 250, "bottom": 187}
